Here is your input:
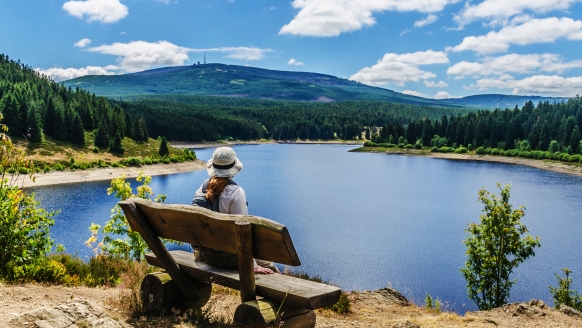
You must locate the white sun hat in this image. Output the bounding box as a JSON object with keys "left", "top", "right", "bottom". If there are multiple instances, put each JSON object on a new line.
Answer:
{"left": 206, "top": 147, "right": 243, "bottom": 178}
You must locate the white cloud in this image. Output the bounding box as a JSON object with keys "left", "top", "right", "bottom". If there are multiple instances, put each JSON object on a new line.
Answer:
{"left": 469, "top": 74, "right": 582, "bottom": 96}
{"left": 414, "top": 14, "right": 438, "bottom": 28}
{"left": 433, "top": 91, "right": 457, "bottom": 99}
{"left": 36, "top": 66, "right": 114, "bottom": 82}
{"left": 447, "top": 17, "right": 582, "bottom": 54}
{"left": 279, "top": 0, "right": 458, "bottom": 37}
{"left": 201, "top": 47, "right": 273, "bottom": 61}
{"left": 156, "top": 0, "right": 172, "bottom": 3}
{"left": 288, "top": 58, "right": 304, "bottom": 66}
{"left": 63, "top": 0, "right": 128, "bottom": 23}
{"left": 402, "top": 90, "right": 429, "bottom": 97}
{"left": 85, "top": 41, "right": 272, "bottom": 72}
{"left": 74, "top": 38, "right": 91, "bottom": 48}
{"left": 350, "top": 50, "right": 449, "bottom": 86}
{"left": 270, "top": 6, "right": 277, "bottom": 10}
{"left": 454, "top": 0, "right": 582, "bottom": 27}
{"left": 424, "top": 80, "right": 448, "bottom": 87}
{"left": 447, "top": 53, "right": 582, "bottom": 77}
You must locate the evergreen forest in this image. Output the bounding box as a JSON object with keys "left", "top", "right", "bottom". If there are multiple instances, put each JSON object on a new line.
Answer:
{"left": 370, "top": 98, "right": 582, "bottom": 156}
{"left": 0, "top": 54, "right": 149, "bottom": 150}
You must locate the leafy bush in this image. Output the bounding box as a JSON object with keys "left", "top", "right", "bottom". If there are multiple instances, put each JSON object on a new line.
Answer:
{"left": 454, "top": 146, "right": 468, "bottom": 154}
{"left": 161, "top": 156, "right": 171, "bottom": 164}
{"left": 549, "top": 268, "right": 582, "bottom": 311}
{"left": 490, "top": 148, "right": 501, "bottom": 155}
{"left": 86, "top": 172, "right": 168, "bottom": 261}
{"left": 122, "top": 157, "right": 143, "bottom": 166}
{"left": 431, "top": 146, "right": 439, "bottom": 152}
{"left": 142, "top": 157, "right": 153, "bottom": 165}
{"left": 476, "top": 146, "right": 486, "bottom": 155}
{"left": 54, "top": 162, "right": 65, "bottom": 171}
{"left": 461, "top": 183, "right": 540, "bottom": 310}
{"left": 8, "top": 257, "right": 69, "bottom": 284}
{"left": 424, "top": 293, "right": 441, "bottom": 313}
{"left": 404, "top": 144, "right": 414, "bottom": 149}
{"left": 414, "top": 142, "right": 422, "bottom": 149}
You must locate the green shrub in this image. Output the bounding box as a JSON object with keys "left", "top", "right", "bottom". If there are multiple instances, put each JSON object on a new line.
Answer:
{"left": 570, "top": 154, "right": 581, "bottom": 163}
{"left": 122, "top": 157, "right": 143, "bottom": 166}
{"left": 490, "top": 148, "right": 501, "bottom": 155}
{"left": 454, "top": 147, "right": 468, "bottom": 154}
{"left": 414, "top": 142, "right": 422, "bottom": 149}
{"left": 549, "top": 268, "right": 582, "bottom": 311}
{"left": 161, "top": 156, "right": 171, "bottom": 164}
{"left": 142, "top": 157, "right": 153, "bottom": 165}
{"left": 54, "top": 162, "right": 65, "bottom": 171}
{"left": 404, "top": 144, "right": 414, "bottom": 149}
{"left": 485, "top": 147, "right": 492, "bottom": 154}
{"left": 92, "top": 147, "right": 99, "bottom": 153}
{"left": 43, "top": 166, "right": 51, "bottom": 173}
{"left": 18, "top": 167, "right": 29, "bottom": 174}
{"left": 169, "top": 156, "right": 180, "bottom": 162}
{"left": 431, "top": 146, "right": 439, "bottom": 152}
{"left": 424, "top": 293, "right": 442, "bottom": 313}
{"left": 476, "top": 147, "right": 486, "bottom": 155}
{"left": 8, "top": 258, "right": 69, "bottom": 284}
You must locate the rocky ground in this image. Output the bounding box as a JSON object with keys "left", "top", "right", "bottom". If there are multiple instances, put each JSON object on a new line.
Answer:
{"left": 1, "top": 283, "right": 580, "bottom": 327}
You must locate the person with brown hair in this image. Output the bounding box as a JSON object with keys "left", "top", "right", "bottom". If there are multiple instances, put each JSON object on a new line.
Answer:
{"left": 192, "top": 146, "right": 278, "bottom": 275}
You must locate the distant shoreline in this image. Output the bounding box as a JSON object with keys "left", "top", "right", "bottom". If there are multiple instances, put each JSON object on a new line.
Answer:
{"left": 352, "top": 147, "right": 582, "bottom": 178}
{"left": 20, "top": 160, "right": 207, "bottom": 189}
{"left": 170, "top": 140, "right": 363, "bottom": 149}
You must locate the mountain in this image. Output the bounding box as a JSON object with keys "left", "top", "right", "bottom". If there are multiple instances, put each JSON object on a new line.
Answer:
{"left": 63, "top": 64, "right": 444, "bottom": 106}
{"left": 63, "top": 63, "right": 570, "bottom": 109}
{"left": 439, "top": 94, "right": 570, "bottom": 110}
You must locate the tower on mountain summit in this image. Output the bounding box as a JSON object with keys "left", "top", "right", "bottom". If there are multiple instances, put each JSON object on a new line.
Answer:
{"left": 204, "top": 53, "right": 206, "bottom": 65}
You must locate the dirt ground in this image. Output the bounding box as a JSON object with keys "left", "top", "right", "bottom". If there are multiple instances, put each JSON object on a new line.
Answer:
{"left": 2, "top": 284, "right": 580, "bottom": 327}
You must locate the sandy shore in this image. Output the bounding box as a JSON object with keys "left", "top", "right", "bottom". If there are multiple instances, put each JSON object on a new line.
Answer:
{"left": 19, "top": 160, "right": 207, "bottom": 189}
{"left": 365, "top": 149, "right": 582, "bottom": 177}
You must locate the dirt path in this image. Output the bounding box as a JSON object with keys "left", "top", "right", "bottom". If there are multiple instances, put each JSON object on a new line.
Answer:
{"left": 2, "top": 284, "right": 580, "bottom": 327}
{"left": 18, "top": 160, "right": 207, "bottom": 189}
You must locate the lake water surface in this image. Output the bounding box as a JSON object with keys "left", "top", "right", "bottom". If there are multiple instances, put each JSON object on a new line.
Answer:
{"left": 29, "top": 144, "right": 582, "bottom": 312}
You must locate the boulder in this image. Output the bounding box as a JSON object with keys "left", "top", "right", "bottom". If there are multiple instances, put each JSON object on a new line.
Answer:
{"left": 8, "top": 298, "right": 131, "bottom": 328}
{"left": 559, "top": 304, "right": 582, "bottom": 317}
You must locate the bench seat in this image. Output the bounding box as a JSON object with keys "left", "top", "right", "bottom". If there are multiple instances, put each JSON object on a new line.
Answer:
{"left": 146, "top": 250, "right": 341, "bottom": 310}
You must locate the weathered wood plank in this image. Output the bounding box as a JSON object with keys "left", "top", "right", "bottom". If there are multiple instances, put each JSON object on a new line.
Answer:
{"left": 234, "top": 299, "right": 315, "bottom": 328}
{"left": 123, "top": 198, "right": 300, "bottom": 266}
{"left": 236, "top": 220, "right": 256, "bottom": 302}
{"left": 146, "top": 250, "right": 341, "bottom": 310}
{"left": 118, "top": 202, "right": 201, "bottom": 300}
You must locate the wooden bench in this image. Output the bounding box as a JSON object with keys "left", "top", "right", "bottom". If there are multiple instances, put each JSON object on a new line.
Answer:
{"left": 119, "top": 198, "right": 341, "bottom": 327}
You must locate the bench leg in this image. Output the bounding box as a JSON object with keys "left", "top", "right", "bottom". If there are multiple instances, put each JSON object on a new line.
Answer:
{"left": 140, "top": 272, "right": 212, "bottom": 311}
{"left": 234, "top": 299, "right": 316, "bottom": 328}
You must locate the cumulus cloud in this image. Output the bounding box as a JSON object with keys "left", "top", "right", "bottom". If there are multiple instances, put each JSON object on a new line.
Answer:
{"left": 424, "top": 80, "right": 448, "bottom": 87}
{"left": 402, "top": 90, "right": 429, "bottom": 97}
{"left": 201, "top": 47, "right": 273, "bottom": 61}
{"left": 414, "top": 14, "right": 438, "bottom": 27}
{"left": 288, "top": 58, "right": 304, "bottom": 66}
{"left": 279, "top": 0, "right": 458, "bottom": 37}
{"left": 40, "top": 40, "right": 274, "bottom": 81}
{"left": 447, "top": 17, "right": 582, "bottom": 54}
{"left": 85, "top": 41, "right": 273, "bottom": 72}
{"left": 36, "top": 66, "right": 115, "bottom": 82}
{"left": 447, "top": 53, "right": 582, "bottom": 77}
{"left": 469, "top": 74, "right": 582, "bottom": 96}
{"left": 350, "top": 50, "right": 449, "bottom": 86}
{"left": 63, "top": 0, "right": 128, "bottom": 23}
{"left": 433, "top": 91, "right": 457, "bottom": 99}
{"left": 74, "top": 38, "right": 92, "bottom": 48}
{"left": 454, "top": 0, "right": 582, "bottom": 27}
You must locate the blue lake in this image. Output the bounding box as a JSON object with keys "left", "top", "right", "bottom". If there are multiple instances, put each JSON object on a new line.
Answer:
{"left": 28, "top": 144, "right": 582, "bottom": 312}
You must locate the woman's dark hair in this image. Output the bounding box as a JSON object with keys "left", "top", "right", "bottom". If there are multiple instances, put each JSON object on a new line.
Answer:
{"left": 206, "top": 177, "right": 230, "bottom": 200}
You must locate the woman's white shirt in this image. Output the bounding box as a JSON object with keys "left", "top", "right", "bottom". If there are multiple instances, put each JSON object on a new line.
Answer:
{"left": 194, "top": 184, "right": 248, "bottom": 215}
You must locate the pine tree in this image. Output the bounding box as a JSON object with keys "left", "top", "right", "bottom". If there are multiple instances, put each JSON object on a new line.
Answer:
{"left": 1, "top": 93, "right": 22, "bottom": 136}
{"left": 109, "top": 133, "right": 124, "bottom": 153}
{"left": 94, "top": 122, "right": 109, "bottom": 148}
{"left": 132, "top": 116, "right": 143, "bottom": 142}
{"left": 159, "top": 137, "right": 169, "bottom": 156}
{"left": 124, "top": 113, "right": 132, "bottom": 137}
{"left": 69, "top": 112, "right": 85, "bottom": 145}
{"left": 27, "top": 105, "right": 43, "bottom": 143}
{"left": 139, "top": 117, "right": 149, "bottom": 142}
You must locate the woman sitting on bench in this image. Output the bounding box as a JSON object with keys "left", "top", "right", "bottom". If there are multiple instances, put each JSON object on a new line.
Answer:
{"left": 193, "top": 146, "right": 280, "bottom": 275}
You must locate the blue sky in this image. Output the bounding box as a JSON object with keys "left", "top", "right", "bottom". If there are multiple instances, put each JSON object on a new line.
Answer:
{"left": 2, "top": 0, "right": 582, "bottom": 98}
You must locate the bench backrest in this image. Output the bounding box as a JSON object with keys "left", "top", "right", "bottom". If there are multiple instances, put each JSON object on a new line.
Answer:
{"left": 119, "top": 198, "right": 301, "bottom": 266}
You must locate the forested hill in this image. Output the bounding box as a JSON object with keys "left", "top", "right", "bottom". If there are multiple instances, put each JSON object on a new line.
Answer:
{"left": 63, "top": 63, "right": 567, "bottom": 109}
{"left": 64, "top": 63, "right": 441, "bottom": 105}
{"left": 0, "top": 54, "right": 149, "bottom": 149}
